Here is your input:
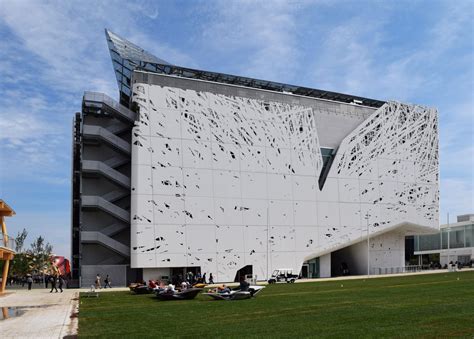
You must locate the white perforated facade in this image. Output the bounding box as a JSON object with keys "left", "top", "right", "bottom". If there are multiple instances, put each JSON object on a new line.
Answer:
{"left": 130, "top": 72, "right": 439, "bottom": 282}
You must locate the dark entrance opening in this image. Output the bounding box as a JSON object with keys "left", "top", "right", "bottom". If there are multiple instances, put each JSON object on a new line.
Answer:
{"left": 301, "top": 264, "right": 309, "bottom": 278}
{"left": 170, "top": 267, "right": 201, "bottom": 285}
{"left": 234, "top": 265, "right": 253, "bottom": 282}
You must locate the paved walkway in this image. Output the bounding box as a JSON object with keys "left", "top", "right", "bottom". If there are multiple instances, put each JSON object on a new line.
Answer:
{"left": 0, "top": 289, "right": 79, "bottom": 338}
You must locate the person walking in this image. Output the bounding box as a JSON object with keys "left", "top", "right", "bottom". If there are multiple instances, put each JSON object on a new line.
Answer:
{"left": 45, "top": 274, "right": 49, "bottom": 289}
{"left": 209, "top": 273, "right": 214, "bottom": 284}
{"left": 58, "top": 276, "right": 64, "bottom": 293}
{"left": 95, "top": 274, "right": 101, "bottom": 289}
{"left": 202, "top": 273, "right": 207, "bottom": 284}
{"left": 50, "top": 276, "right": 58, "bottom": 293}
{"left": 104, "top": 275, "right": 112, "bottom": 288}
{"left": 27, "top": 275, "right": 33, "bottom": 290}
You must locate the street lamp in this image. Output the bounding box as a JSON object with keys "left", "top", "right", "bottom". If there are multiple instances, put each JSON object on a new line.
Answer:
{"left": 366, "top": 211, "right": 370, "bottom": 277}
{"left": 447, "top": 212, "right": 451, "bottom": 269}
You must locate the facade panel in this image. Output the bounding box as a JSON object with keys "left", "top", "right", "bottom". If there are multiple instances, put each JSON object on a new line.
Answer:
{"left": 130, "top": 74, "right": 439, "bottom": 282}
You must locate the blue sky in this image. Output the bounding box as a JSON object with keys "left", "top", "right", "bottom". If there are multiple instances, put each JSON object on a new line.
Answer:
{"left": 0, "top": 0, "right": 472, "bottom": 258}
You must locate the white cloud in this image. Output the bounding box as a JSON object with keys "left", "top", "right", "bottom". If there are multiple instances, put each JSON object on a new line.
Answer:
{"left": 0, "top": 0, "right": 190, "bottom": 97}
{"left": 0, "top": 0, "right": 193, "bottom": 185}
{"left": 200, "top": 0, "right": 314, "bottom": 82}
{"left": 311, "top": 1, "right": 473, "bottom": 101}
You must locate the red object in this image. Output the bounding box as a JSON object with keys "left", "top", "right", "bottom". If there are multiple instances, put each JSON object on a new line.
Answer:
{"left": 52, "top": 256, "right": 71, "bottom": 277}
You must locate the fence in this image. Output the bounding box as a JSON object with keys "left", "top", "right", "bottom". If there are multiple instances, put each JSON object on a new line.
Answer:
{"left": 0, "top": 232, "right": 15, "bottom": 252}
{"left": 372, "top": 265, "right": 433, "bottom": 275}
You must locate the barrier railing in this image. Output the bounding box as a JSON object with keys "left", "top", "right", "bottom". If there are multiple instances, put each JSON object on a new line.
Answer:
{"left": 0, "top": 233, "right": 15, "bottom": 252}
{"left": 372, "top": 265, "right": 433, "bottom": 275}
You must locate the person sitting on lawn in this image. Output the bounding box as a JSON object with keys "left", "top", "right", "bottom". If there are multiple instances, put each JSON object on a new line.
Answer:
{"left": 239, "top": 277, "right": 250, "bottom": 291}
{"left": 148, "top": 280, "right": 158, "bottom": 289}
{"left": 165, "top": 284, "right": 176, "bottom": 294}
{"left": 217, "top": 284, "right": 231, "bottom": 294}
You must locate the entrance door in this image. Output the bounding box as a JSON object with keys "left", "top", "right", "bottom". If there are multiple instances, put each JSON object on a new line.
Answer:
{"left": 301, "top": 264, "right": 309, "bottom": 278}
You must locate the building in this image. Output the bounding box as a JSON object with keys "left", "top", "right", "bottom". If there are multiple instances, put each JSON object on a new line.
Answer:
{"left": 412, "top": 214, "right": 474, "bottom": 266}
{"left": 71, "top": 30, "right": 439, "bottom": 286}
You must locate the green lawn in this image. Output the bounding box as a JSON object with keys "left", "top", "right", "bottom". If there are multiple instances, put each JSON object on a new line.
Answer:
{"left": 79, "top": 271, "right": 474, "bottom": 338}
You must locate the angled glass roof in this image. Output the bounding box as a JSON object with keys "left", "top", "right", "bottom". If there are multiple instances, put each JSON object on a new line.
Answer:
{"left": 105, "top": 29, "right": 385, "bottom": 108}
{"left": 105, "top": 29, "right": 171, "bottom": 105}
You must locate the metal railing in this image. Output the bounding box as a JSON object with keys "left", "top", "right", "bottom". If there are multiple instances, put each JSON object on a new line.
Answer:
{"left": 372, "top": 265, "right": 434, "bottom": 275}
{"left": 83, "top": 91, "right": 135, "bottom": 122}
{"left": 0, "top": 233, "right": 15, "bottom": 252}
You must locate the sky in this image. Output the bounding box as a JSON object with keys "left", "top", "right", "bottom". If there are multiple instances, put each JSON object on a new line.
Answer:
{"left": 0, "top": 0, "right": 472, "bottom": 259}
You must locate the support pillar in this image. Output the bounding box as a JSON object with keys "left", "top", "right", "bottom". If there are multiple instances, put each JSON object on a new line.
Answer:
{"left": 0, "top": 201, "right": 16, "bottom": 294}
{"left": 1, "top": 257, "right": 9, "bottom": 293}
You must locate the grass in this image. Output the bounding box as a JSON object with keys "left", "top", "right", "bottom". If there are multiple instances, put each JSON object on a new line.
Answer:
{"left": 79, "top": 271, "right": 474, "bottom": 338}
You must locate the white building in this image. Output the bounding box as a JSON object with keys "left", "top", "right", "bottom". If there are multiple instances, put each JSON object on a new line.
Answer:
{"left": 130, "top": 72, "right": 439, "bottom": 282}
{"left": 414, "top": 214, "right": 474, "bottom": 266}
{"left": 72, "top": 30, "right": 439, "bottom": 286}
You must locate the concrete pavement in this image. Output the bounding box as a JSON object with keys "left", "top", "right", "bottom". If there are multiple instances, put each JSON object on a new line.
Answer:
{"left": 0, "top": 288, "right": 79, "bottom": 338}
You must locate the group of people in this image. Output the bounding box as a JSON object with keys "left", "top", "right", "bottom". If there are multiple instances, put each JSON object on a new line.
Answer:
{"left": 6, "top": 274, "right": 68, "bottom": 291}
{"left": 48, "top": 275, "right": 66, "bottom": 293}
{"left": 209, "top": 277, "right": 250, "bottom": 294}
{"left": 94, "top": 274, "right": 112, "bottom": 289}
{"left": 142, "top": 271, "right": 216, "bottom": 295}
{"left": 6, "top": 274, "right": 43, "bottom": 289}
{"left": 171, "top": 271, "right": 214, "bottom": 286}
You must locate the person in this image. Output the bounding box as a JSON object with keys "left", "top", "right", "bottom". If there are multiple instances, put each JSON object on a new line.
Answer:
{"left": 45, "top": 275, "right": 49, "bottom": 289}
{"left": 341, "top": 262, "right": 349, "bottom": 276}
{"left": 239, "top": 277, "right": 249, "bottom": 291}
{"left": 158, "top": 280, "right": 166, "bottom": 291}
{"left": 165, "top": 284, "right": 175, "bottom": 294}
{"left": 202, "top": 273, "right": 207, "bottom": 284}
{"left": 95, "top": 274, "right": 101, "bottom": 289}
{"left": 148, "top": 280, "right": 157, "bottom": 289}
{"left": 58, "top": 276, "right": 64, "bottom": 293}
{"left": 104, "top": 275, "right": 112, "bottom": 288}
{"left": 50, "top": 276, "right": 58, "bottom": 293}
{"left": 209, "top": 273, "right": 214, "bottom": 284}
{"left": 27, "top": 275, "right": 33, "bottom": 290}
{"left": 217, "top": 284, "right": 231, "bottom": 293}
{"left": 187, "top": 271, "right": 194, "bottom": 284}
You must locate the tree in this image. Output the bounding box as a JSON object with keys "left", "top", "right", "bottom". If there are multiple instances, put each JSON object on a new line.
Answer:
{"left": 15, "top": 228, "right": 28, "bottom": 253}
{"left": 10, "top": 229, "right": 30, "bottom": 277}
{"left": 28, "top": 236, "right": 53, "bottom": 275}
{"left": 9, "top": 233, "right": 55, "bottom": 278}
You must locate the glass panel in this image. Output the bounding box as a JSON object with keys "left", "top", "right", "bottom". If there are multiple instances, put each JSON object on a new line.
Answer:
{"left": 465, "top": 224, "right": 473, "bottom": 247}
{"left": 418, "top": 233, "right": 441, "bottom": 251}
{"left": 414, "top": 236, "right": 419, "bottom": 252}
{"left": 320, "top": 148, "right": 334, "bottom": 168}
{"left": 450, "top": 227, "right": 465, "bottom": 248}
{"left": 123, "top": 67, "right": 131, "bottom": 78}
{"left": 441, "top": 229, "right": 448, "bottom": 249}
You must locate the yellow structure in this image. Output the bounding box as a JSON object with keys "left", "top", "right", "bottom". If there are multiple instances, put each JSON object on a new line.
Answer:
{"left": 1, "top": 200, "right": 15, "bottom": 294}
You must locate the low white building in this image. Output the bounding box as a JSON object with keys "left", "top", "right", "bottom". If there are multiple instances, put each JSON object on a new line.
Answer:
{"left": 414, "top": 214, "right": 474, "bottom": 266}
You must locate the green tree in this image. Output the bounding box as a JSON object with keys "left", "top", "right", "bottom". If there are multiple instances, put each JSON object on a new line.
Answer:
{"left": 10, "top": 229, "right": 30, "bottom": 277}
{"left": 15, "top": 228, "right": 28, "bottom": 252}
{"left": 9, "top": 233, "right": 54, "bottom": 277}
{"left": 10, "top": 252, "right": 31, "bottom": 277}
{"left": 28, "top": 236, "right": 53, "bottom": 274}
